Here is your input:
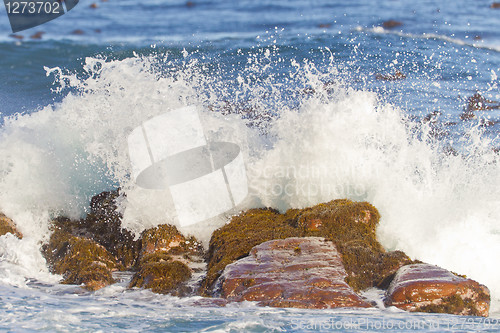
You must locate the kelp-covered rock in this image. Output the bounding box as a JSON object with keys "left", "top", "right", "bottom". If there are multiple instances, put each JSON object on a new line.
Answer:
{"left": 43, "top": 228, "right": 116, "bottom": 291}
{"left": 129, "top": 224, "right": 204, "bottom": 295}
{"left": 0, "top": 213, "right": 22, "bottom": 238}
{"left": 42, "top": 189, "right": 140, "bottom": 290}
{"left": 47, "top": 190, "right": 140, "bottom": 270}
{"left": 385, "top": 264, "right": 490, "bottom": 317}
{"left": 297, "top": 199, "right": 415, "bottom": 291}
{"left": 202, "top": 208, "right": 300, "bottom": 295}
{"left": 219, "top": 237, "right": 372, "bottom": 309}
{"left": 139, "top": 223, "right": 202, "bottom": 257}
{"left": 204, "top": 200, "right": 414, "bottom": 295}
{"left": 129, "top": 253, "right": 192, "bottom": 295}
{"left": 81, "top": 190, "right": 140, "bottom": 269}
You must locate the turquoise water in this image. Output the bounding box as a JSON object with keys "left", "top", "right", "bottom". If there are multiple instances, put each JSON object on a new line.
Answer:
{"left": 0, "top": 0, "right": 499, "bottom": 331}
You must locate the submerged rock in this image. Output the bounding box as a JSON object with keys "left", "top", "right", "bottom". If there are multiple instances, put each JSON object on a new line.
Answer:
{"left": 0, "top": 213, "right": 22, "bottom": 238}
{"left": 382, "top": 20, "right": 403, "bottom": 29}
{"left": 218, "top": 237, "right": 372, "bottom": 309}
{"left": 375, "top": 70, "right": 406, "bottom": 81}
{"left": 43, "top": 228, "right": 116, "bottom": 291}
{"left": 466, "top": 93, "right": 499, "bottom": 111}
{"left": 49, "top": 190, "right": 140, "bottom": 270}
{"left": 30, "top": 31, "right": 44, "bottom": 40}
{"left": 71, "top": 29, "right": 85, "bottom": 35}
{"left": 9, "top": 34, "right": 24, "bottom": 40}
{"left": 385, "top": 264, "right": 490, "bottom": 317}
{"left": 460, "top": 93, "right": 499, "bottom": 121}
{"left": 129, "top": 224, "right": 204, "bottom": 295}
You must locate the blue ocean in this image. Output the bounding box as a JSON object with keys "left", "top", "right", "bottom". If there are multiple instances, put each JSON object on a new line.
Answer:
{"left": 0, "top": 0, "right": 499, "bottom": 331}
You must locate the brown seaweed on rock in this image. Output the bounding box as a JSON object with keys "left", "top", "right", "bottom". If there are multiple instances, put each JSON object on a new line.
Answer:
{"left": 203, "top": 200, "right": 414, "bottom": 295}
{"left": 0, "top": 213, "right": 22, "bottom": 238}
{"left": 296, "top": 199, "right": 415, "bottom": 292}
{"left": 201, "top": 208, "right": 301, "bottom": 295}
{"left": 43, "top": 228, "right": 116, "bottom": 291}
{"left": 46, "top": 190, "right": 140, "bottom": 270}
{"left": 41, "top": 189, "right": 139, "bottom": 290}
{"left": 129, "top": 224, "right": 204, "bottom": 295}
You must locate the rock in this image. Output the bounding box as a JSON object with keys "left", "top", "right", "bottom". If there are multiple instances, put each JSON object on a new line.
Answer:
{"left": 129, "top": 254, "right": 192, "bottom": 295}
{"left": 83, "top": 190, "right": 139, "bottom": 269}
{"left": 0, "top": 213, "right": 22, "bottom": 239}
{"left": 129, "top": 224, "right": 204, "bottom": 295}
{"left": 218, "top": 237, "right": 372, "bottom": 309}
{"left": 466, "top": 93, "right": 499, "bottom": 111}
{"left": 49, "top": 190, "right": 140, "bottom": 269}
{"left": 9, "top": 34, "right": 24, "bottom": 40}
{"left": 491, "top": 3, "right": 500, "bottom": 9}
{"left": 190, "top": 297, "right": 228, "bottom": 307}
{"left": 204, "top": 200, "right": 414, "bottom": 295}
{"left": 90, "top": 3, "right": 98, "bottom": 9}
{"left": 202, "top": 208, "right": 300, "bottom": 295}
{"left": 375, "top": 70, "right": 406, "bottom": 81}
{"left": 298, "top": 200, "right": 415, "bottom": 292}
{"left": 385, "top": 264, "right": 490, "bottom": 317}
{"left": 43, "top": 228, "right": 116, "bottom": 291}
{"left": 460, "top": 111, "right": 476, "bottom": 120}
{"left": 30, "top": 32, "right": 44, "bottom": 40}
{"left": 382, "top": 20, "right": 403, "bottom": 29}
{"left": 71, "top": 29, "right": 85, "bottom": 35}
{"left": 422, "top": 111, "right": 441, "bottom": 124}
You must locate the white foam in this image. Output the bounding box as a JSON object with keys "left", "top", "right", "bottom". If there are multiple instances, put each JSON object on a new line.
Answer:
{"left": 357, "top": 26, "right": 500, "bottom": 53}
{"left": 0, "top": 234, "right": 60, "bottom": 287}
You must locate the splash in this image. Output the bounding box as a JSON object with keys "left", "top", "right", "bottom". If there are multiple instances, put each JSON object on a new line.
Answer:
{"left": 0, "top": 52, "right": 499, "bottom": 310}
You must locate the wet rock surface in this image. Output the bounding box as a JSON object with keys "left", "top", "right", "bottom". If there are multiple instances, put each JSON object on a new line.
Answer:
{"left": 204, "top": 200, "right": 414, "bottom": 295}
{"left": 460, "top": 93, "right": 500, "bottom": 120}
{"left": 37, "top": 193, "right": 490, "bottom": 315}
{"left": 382, "top": 20, "right": 403, "bottom": 29}
{"left": 129, "top": 224, "right": 204, "bottom": 295}
{"left": 385, "top": 264, "right": 490, "bottom": 317}
{"left": 218, "top": 237, "right": 372, "bottom": 309}
{"left": 202, "top": 207, "right": 299, "bottom": 295}
{"left": 375, "top": 70, "right": 406, "bottom": 81}
{"left": 44, "top": 190, "right": 140, "bottom": 270}
{"left": 0, "top": 213, "right": 22, "bottom": 238}
{"left": 43, "top": 229, "right": 116, "bottom": 291}
{"left": 295, "top": 199, "right": 415, "bottom": 292}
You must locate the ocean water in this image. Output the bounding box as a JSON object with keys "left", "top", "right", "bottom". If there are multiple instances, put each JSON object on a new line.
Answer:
{"left": 0, "top": 0, "right": 499, "bottom": 331}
